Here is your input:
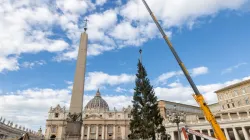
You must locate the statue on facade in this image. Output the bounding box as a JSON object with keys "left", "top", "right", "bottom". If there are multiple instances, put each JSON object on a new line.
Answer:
{"left": 15, "top": 124, "right": 18, "bottom": 128}
{"left": 3, "top": 118, "right": 5, "bottom": 124}
{"left": 18, "top": 133, "right": 29, "bottom": 140}
{"left": 10, "top": 121, "right": 13, "bottom": 127}
{"left": 0, "top": 116, "right": 2, "bottom": 122}
{"left": 66, "top": 112, "right": 82, "bottom": 122}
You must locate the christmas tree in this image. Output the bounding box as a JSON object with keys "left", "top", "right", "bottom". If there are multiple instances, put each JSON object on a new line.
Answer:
{"left": 129, "top": 55, "right": 169, "bottom": 140}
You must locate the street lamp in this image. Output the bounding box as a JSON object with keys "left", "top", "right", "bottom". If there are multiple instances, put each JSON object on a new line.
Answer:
{"left": 167, "top": 105, "right": 186, "bottom": 140}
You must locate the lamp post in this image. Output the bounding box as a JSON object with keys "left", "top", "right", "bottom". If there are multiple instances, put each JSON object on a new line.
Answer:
{"left": 167, "top": 105, "right": 186, "bottom": 140}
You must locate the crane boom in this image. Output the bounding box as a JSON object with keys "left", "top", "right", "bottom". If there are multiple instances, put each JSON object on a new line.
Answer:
{"left": 141, "top": 0, "right": 226, "bottom": 139}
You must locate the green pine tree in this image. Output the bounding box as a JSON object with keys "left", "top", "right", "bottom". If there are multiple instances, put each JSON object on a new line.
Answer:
{"left": 129, "top": 60, "right": 169, "bottom": 140}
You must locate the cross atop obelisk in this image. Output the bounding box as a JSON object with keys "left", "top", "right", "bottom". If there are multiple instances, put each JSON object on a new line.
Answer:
{"left": 84, "top": 19, "right": 88, "bottom": 32}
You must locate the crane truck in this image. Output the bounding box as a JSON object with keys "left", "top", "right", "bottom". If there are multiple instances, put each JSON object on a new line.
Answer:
{"left": 181, "top": 126, "right": 218, "bottom": 140}
{"left": 141, "top": 0, "right": 227, "bottom": 139}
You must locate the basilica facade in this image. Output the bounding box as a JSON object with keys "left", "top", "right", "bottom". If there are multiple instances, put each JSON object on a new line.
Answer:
{"left": 44, "top": 90, "right": 131, "bottom": 140}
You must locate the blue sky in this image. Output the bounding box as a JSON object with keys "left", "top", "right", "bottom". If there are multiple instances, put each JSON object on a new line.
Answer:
{"left": 0, "top": 0, "right": 250, "bottom": 132}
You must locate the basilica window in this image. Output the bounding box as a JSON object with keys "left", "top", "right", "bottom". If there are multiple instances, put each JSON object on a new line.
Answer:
{"left": 54, "top": 113, "right": 59, "bottom": 118}
{"left": 232, "top": 103, "right": 235, "bottom": 108}
{"left": 242, "top": 88, "right": 246, "bottom": 94}
{"left": 221, "top": 95, "right": 224, "bottom": 100}
{"left": 238, "top": 100, "right": 241, "bottom": 106}
{"left": 109, "top": 113, "right": 112, "bottom": 118}
{"left": 84, "top": 126, "right": 88, "bottom": 135}
{"left": 224, "top": 94, "right": 227, "bottom": 99}
{"left": 230, "top": 91, "right": 234, "bottom": 97}
{"left": 108, "top": 126, "right": 113, "bottom": 133}
{"left": 227, "top": 104, "right": 230, "bottom": 108}
{"left": 128, "top": 114, "right": 131, "bottom": 118}
{"left": 234, "top": 90, "right": 238, "bottom": 96}
{"left": 90, "top": 125, "right": 96, "bottom": 133}
{"left": 51, "top": 126, "right": 57, "bottom": 133}
{"left": 118, "top": 126, "right": 121, "bottom": 133}
{"left": 245, "top": 97, "right": 249, "bottom": 105}
{"left": 118, "top": 115, "right": 120, "bottom": 118}
{"left": 98, "top": 126, "right": 102, "bottom": 133}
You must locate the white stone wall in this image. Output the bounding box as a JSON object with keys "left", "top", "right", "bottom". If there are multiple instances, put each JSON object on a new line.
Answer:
{"left": 45, "top": 105, "right": 131, "bottom": 140}
{"left": 0, "top": 118, "right": 42, "bottom": 140}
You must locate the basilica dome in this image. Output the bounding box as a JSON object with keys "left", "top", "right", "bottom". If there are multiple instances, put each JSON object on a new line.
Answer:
{"left": 84, "top": 89, "right": 109, "bottom": 112}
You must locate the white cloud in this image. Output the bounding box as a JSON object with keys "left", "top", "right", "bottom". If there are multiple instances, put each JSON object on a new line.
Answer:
{"left": 155, "top": 71, "right": 183, "bottom": 85}
{"left": 56, "top": 0, "right": 89, "bottom": 14}
{"left": 191, "top": 66, "right": 209, "bottom": 77}
{"left": 0, "top": 56, "right": 19, "bottom": 73}
{"left": 0, "top": 88, "right": 71, "bottom": 131}
{"left": 85, "top": 72, "right": 135, "bottom": 91}
{"left": 0, "top": 0, "right": 248, "bottom": 71}
{"left": 0, "top": 87, "right": 132, "bottom": 131}
{"left": 155, "top": 76, "right": 250, "bottom": 106}
{"left": 55, "top": 10, "right": 118, "bottom": 61}
{"left": 120, "top": 0, "right": 246, "bottom": 28}
{"left": 95, "top": 0, "right": 108, "bottom": 6}
{"left": 88, "top": 44, "right": 115, "bottom": 56}
{"left": 64, "top": 72, "right": 135, "bottom": 91}
{"left": 21, "top": 60, "right": 46, "bottom": 69}
{"left": 0, "top": 0, "right": 71, "bottom": 72}
{"left": 110, "top": 22, "right": 139, "bottom": 41}
{"left": 221, "top": 62, "right": 247, "bottom": 74}
{"left": 54, "top": 43, "right": 115, "bottom": 61}
{"left": 115, "top": 87, "right": 127, "bottom": 93}
{"left": 155, "top": 66, "right": 208, "bottom": 85}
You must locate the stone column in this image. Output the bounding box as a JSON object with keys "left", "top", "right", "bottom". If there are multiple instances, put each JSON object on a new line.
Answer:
{"left": 242, "top": 126, "right": 249, "bottom": 140}
{"left": 233, "top": 127, "right": 240, "bottom": 140}
{"left": 96, "top": 125, "right": 99, "bottom": 139}
{"left": 207, "top": 129, "right": 211, "bottom": 136}
{"left": 199, "top": 130, "right": 204, "bottom": 140}
{"left": 81, "top": 125, "right": 85, "bottom": 140}
{"left": 237, "top": 112, "right": 241, "bottom": 119}
{"left": 193, "top": 134, "right": 197, "bottom": 140}
{"left": 224, "top": 128, "right": 231, "bottom": 140}
{"left": 247, "top": 111, "right": 250, "bottom": 118}
{"left": 220, "top": 114, "right": 224, "bottom": 121}
{"left": 87, "top": 125, "right": 90, "bottom": 140}
{"left": 113, "top": 125, "right": 116, "bottom": 139}
{"left": 170, "top": 132, "right": 174, "bottom": 140}
{"left": 123, "top": 126, "right": 126, "bottom": 139}
{"left": 102, "top": 125, "right": 105, "bottom": 139}
{"left": 197, "top": 116, "right": 200, "bottom": 123}
{"left": 228, "top": 113, "right": 232, "bottom": 120}
{"left": 105, "top": 125, "right": 108, "bottom": 140}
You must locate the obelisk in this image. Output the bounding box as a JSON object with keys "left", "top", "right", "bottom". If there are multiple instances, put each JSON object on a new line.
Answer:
{"left": 65, "top": 20, "right": 88, "bottom": 140}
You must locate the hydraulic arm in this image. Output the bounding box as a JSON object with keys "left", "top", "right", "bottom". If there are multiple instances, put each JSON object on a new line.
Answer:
{"left": 141, "top": 0, "right": 226, "bottom": 139}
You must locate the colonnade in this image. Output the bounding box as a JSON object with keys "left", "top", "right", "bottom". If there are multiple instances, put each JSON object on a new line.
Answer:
{"left": 168, "top": 126, "right": 250, "bottom": 140}
{"left": 81, "top": 125, "right": 125, "bottom": 140}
